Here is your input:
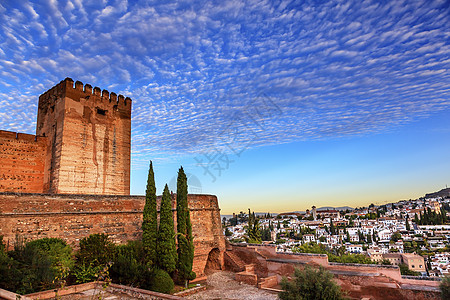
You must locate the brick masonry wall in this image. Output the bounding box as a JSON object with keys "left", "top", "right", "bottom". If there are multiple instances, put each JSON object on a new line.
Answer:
{"left": 226, "top": 244, "right": 440, "bottom": 300}
{"left": 0, "top": 192, "right": 225, "bottom": 277}
{"left": 0, "top": 131, "right": 47, "bottom": 193}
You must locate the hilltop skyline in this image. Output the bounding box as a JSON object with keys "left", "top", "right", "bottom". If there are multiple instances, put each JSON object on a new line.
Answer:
{"left": 0, "top": 1, "right": 449, "bottom": 214}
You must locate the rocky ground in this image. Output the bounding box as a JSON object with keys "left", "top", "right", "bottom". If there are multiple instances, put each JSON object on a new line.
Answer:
{"left": 186, "top": 271, "right": 279, "bottom": 300}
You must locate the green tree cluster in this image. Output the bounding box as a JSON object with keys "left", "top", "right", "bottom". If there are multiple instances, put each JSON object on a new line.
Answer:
{"left": 416, "top": 208, "right": 447, "bottom": 225}
{"left": 399, "top": 263, "right": 420, "bottom": 276}
{"left": 0, "top": 237, "right": 74, "bottom": 294}
{"left": 229, "top": 215, "right": 238, "bottom": 226}
{"left": 225, "top": 227, "right": 233, "bottom": 237}
{"left": 440, "top": 276, "right": 450, "bottom": 300}
{"left": 279, "top": 266, "right": 347, "bottom": 300}
{"left": 74, "top": 233, "right": 115, "bottom": 283}
{"left": 293, "top": 242, "right": 373, "bottom": 265}
{"left": 246, "top": 209, "right": 262, "bottom": 243}
{"left": 0, "top": 233, "right": 179, "bottom": 295}
{"left": 261, "top": 227, "right": 272, "bottom": 241}
{"left": 330, "top": 220, "right": 336, "bottom": 235}
{"left": 140, "top": 163, "right": 196, "bottom": 290}
{"left": 390, "top": 231, "right": 402, "bottom": 242}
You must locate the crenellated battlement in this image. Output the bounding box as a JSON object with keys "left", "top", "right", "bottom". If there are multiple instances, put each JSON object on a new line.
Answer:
{"left": 39, "top": 78, "right": 132, "bottom": 111}
{"left": 0, "top": 130, "right": 47, "bottom": 143}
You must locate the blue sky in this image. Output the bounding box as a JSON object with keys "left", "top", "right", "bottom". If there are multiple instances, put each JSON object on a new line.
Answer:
{"left": 0, "top": 0, "right": 449, "bottom": 214}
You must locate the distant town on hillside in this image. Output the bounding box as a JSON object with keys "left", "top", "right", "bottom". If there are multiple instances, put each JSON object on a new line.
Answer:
{"left": 223, "top": 187, "right": 450, "bottom": 277}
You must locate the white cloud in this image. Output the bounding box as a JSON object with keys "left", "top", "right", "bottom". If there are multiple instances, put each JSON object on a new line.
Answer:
{"left": 0, "top": 0, "right": 448, "bottom": 166}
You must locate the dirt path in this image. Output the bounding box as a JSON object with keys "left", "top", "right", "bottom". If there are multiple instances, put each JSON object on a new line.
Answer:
{"left": 186, "top": 271, "right": 279, "bottom": 300}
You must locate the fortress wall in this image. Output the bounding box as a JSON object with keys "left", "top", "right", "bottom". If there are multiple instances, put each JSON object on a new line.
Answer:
{"left": 0, "top": 193, "right": 225, "bottom": 276}
{"left": 0, "top": 131, "right": 47, "bottom": 193}
{"left": 226, "top": 244, "right": 440, "bottom": 300}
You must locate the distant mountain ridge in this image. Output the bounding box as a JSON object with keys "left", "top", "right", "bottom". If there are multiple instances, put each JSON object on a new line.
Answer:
{"left": 280, "top": 206, "right": 354, "bottom": 215}
{"left": 425, "top": 188, "right": 450, "bottom": 199}
{"left": 317, "top": 206, "right": 353, "bottom": 211}
{"left": 222, "top": 187, "right": 448, "bottom": 219}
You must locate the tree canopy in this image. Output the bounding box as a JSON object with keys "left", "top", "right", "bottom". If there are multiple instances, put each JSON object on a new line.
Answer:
{"left": 279, "top": 266, "right": 347, "bottom": 300}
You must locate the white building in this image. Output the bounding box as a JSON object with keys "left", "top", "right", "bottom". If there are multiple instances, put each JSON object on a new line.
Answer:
{"left": 346, "top": 244, "right": 363, "bottom": 254}
{"left": 302, "top": 234, "right": 316, "bottom": 243}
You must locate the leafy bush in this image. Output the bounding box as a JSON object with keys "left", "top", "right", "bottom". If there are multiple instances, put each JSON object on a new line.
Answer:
{"left": 379, "top": 259, "right": 392, "bottom": 265}
{"left": 225, "top": 227, "right": 232, "bottom": 237}
{"left": 0, "top": 236, "right": 5, "bottom": 253}
{"left": 329, "top": 253, "right": 373, "bottom": 264}
{"left": 440, "top": 276, "right": 450, "bottom": 300}
{"left": 25, "top": 238, "right": 74, "bottom": 273}
{"left": 279, "top": 266, "right": 346, "bottom": 300}
{"left": 3, "top": 237, "right": 74, "bottom": 294}
{"left": 76, "top": 233, "right": 115, "bottom": 266}
{"left": 110, "top": 241, "right": 153, "bottom": 289}
{"left": 399, "top": 263, "right": 420, "bottom": 276}
{"left": 293, "top": 243, "right": 374, "bottom": 265}
{"left": 0, "top": 247, "right": 21, "bottom": 292}
{"left": 73, "top": 262, "right": 105, "bottom": 283}
{"left": 115, "top": 240, "right": 144, "bottom": 262}
{"left": 150, "top": 268, "right": 174, "bottom": 294}
{"left": 110, "top": 254, "right": 145, "bottom": 286}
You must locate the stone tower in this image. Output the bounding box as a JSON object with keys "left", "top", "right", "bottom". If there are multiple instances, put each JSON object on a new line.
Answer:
{"left": 36, "top": 78, "right": 131, "bottom": 195}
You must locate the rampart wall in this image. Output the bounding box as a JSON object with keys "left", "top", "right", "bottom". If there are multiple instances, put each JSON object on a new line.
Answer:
{"left": 0, "top": 192, "right": 225, "bottom": 276}
{"left": 0, "top": 131, "right": 47, "bottom": 193}
{"left": 226, "top": 244, "right": 441, "bottom": 300}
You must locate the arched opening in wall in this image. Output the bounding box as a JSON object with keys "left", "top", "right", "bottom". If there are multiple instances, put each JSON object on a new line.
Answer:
{"left": 204, "top": 248, "right": 221, "bottom": 275}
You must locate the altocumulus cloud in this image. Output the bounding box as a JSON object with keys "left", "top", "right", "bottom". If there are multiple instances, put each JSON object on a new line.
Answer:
{"left": 0, "top": 0, "right": 449, "bottom": 168}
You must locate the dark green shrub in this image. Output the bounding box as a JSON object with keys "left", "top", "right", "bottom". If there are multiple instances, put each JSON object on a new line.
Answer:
{"left": 399, "top": 263, "right": 420, "bottom": 276}
{"left": 110, "top": 255, "right": 153, "bottom": 289}
{"left": 279, "top": 266, "right": 346, "bottom": 300}
{"left": 110, "top": 241, "right": 152, "bottom": 288}
{"left": 441, "top": 276, "right": 450, "bottom": 300}
{"left": 115, "top": 240, "right": 144, "bottom": 261}
{"left": 150, "top": 268, "right": 174, "bottom": 294}
{"left": 4, "top": 237, "right": 73, "bottom": 294}
{"left": 76, "top": 233, "right": 115, "bottom": 265}
{"left": 0, "top": 236, "right": 5, "bottom": 253}
{"left": 25, "top": 238, "right": 74, "bottom": 273}
{"left": 72, "top": 262, "right": 105, "bottom": 283}
{"left": 0, "top": 248, "right": 21, "bottom": 292}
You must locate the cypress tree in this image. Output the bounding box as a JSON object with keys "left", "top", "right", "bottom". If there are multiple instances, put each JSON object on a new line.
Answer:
{"left": 157, "top": 184, "right": 177, "bottom": 274}
{"left": 176, "top": 167, "right": 195, "bottom": 285}
{"left": 246, "top": 209, "right": 261, "bottom": 243}
{"left": 330, "top": 219, "right": 335, "bottom": 235}
{"left": 176, "top": 167, "right": 188, "bottom": 235}
{"left": 142, "top": 161, "right": 158, "bottom": 265}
